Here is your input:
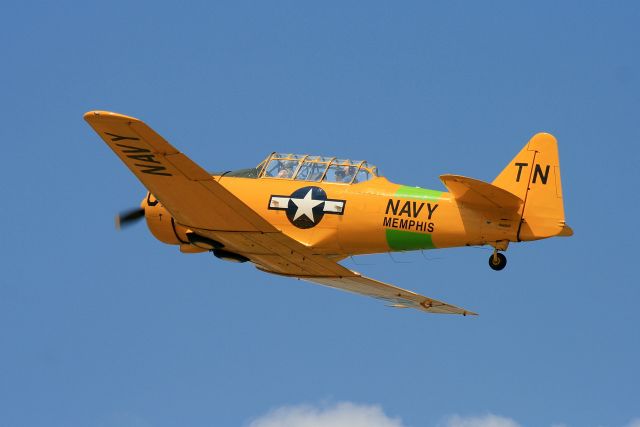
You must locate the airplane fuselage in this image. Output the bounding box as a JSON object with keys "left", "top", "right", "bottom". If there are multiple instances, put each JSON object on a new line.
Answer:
{"left": 201, "top": 175, "right": 520, "bottom": 256}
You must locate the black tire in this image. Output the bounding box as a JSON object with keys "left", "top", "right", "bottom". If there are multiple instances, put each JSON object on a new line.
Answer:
{"left": 488, "top": 252, "right": 507, "bottom": 271}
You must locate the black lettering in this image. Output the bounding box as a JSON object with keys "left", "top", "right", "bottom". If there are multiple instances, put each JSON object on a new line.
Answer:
{"left": 427, "top": 222, "right": 434, "bottom": 232}
{"left": 399, "top": 219, "right": 409, "bottom": 229}
{"left": 412, "top": 202, "right": 425, "bottom": 218}
{"left": 383, "top": 217, "right": 393, "bottom": 227}
{"left": 426, "top": 203, "right": 438, "bottom": 219}
{"left": 385, "top": 199, "right": 399, "bottom": 215}
{"left": 416, "top": 221, "right": 425, "bottom": 231}
{"left": 116, "top": 143, "right": 150, "bottom": 154}
{"left": 515, "top": 162, "right": 528, "bottom": 182}
{"left": 392, "top": 218, "right": 399, "bottom": 228}
{"left": 398, "top": 201, "right": 412, "bottom": 217}
{"left": 136, "top": 164, "right": 172, "bottom": 176}
{"left": 127, "top": 154, "right": 161, "bottom": 164}
{"left": 532, "top": 164, "right": 550, "bottom": 184}
{"left": 106, "top": 132, "right": 140, "bottom": 142}
{"left": 408, "top": 220, "right": 415, "bottom": 229}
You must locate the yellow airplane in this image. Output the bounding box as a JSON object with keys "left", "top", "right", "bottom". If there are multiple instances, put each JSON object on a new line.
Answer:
{"left": 85, "top": 111, "right": 573, "bottom": 316}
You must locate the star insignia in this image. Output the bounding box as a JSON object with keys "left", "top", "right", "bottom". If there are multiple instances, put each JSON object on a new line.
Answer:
{"left": 268, "top": 186, "right": 346, "bottom": 229}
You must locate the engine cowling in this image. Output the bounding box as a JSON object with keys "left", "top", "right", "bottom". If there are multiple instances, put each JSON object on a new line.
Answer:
{"left": 142, "top": 193, "right": 218, "bottom": 254}
{"left": 143, "top": 193, "right": 188, "bottom": 245}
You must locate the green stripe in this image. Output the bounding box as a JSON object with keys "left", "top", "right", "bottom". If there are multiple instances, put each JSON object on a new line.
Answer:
{"left": 395, "top": 185, "right": 442, "bottom": 201}
{"left": 384, "top": 185, "right": 443, "bottom": 251}
{"left": 386, "top": 229, "right": 436, "bottom": 250}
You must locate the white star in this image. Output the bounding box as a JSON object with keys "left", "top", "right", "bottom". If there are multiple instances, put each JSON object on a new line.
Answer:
{"left": 291, "top": 189, "right": 324, "bottom": 222}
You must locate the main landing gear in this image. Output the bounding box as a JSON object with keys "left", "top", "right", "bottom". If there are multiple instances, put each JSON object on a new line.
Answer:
{"left": 489, "top": 251, "right": 507, "bottom": 271}
{"left": 488, "top": 241, "right": 509, "bottom": 271}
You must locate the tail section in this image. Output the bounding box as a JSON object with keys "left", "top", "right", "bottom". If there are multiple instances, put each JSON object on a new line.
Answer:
{"left": 493, "top": 133, "right": 571, "bottom": 241}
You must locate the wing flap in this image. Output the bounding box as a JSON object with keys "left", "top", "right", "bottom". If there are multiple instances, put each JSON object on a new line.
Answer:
{"left": 303, "top": 275, "right": 477, "bottom": 315}
{"left": 440, "top": 174, "right": 523, "bottom": 210}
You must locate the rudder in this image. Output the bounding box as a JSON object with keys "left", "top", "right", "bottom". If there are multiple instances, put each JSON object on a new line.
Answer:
{"left": 492, "top": 133, "right": 568, "bottom": 241}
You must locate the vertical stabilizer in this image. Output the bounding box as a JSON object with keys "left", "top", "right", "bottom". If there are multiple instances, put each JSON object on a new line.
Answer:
{"left": 492, "top": 133, "right": 568, "bottom": 241}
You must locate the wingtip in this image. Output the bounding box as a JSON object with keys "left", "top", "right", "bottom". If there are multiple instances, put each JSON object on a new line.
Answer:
{"left": 83, "top": 110, "right": 141, "bottom": 123}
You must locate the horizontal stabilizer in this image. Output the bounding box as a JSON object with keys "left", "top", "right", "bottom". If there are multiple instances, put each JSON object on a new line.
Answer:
{"left": 440, "top": 174, "right": 523, "bottom": 210}
{"left": 558, "top": 224, "right": 574, "bottom": 237}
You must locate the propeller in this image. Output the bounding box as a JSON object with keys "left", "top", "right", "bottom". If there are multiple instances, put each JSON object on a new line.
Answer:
{"left": 115, "top": 207, "right": 145, "bottom": 230}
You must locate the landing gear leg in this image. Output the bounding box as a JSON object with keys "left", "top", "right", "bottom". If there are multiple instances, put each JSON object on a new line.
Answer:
{"left": 488, "top": 250, "right": 507, "bottom": 271}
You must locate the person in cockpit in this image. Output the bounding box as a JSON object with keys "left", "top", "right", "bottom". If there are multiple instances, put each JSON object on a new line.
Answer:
{"left": 276, "top": 161, "right": 296, "bottom": 178}
{"left": 343, "top": 166, "right": 357, "bottom": 183}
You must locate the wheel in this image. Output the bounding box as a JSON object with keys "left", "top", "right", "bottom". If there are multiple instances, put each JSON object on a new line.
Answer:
{"left": 488, "top": 252, "right": 507, "bottom": 271}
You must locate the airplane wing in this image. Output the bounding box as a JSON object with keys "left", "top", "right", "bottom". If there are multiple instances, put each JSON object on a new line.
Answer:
{"left": 299, "top": 275, "right": 476, "bottom": 315}
{"left": 85, "top": 110, "right": 476, "bottom": 316}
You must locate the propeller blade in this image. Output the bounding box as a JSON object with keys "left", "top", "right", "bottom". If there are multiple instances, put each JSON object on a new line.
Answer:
{"left": 115, "top": 207, "right": 145, "bottom": 230}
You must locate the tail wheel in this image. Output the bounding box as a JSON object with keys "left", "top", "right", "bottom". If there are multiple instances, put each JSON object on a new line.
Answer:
{"left": 488, "top": 252, "right": 507, "bottom": 271}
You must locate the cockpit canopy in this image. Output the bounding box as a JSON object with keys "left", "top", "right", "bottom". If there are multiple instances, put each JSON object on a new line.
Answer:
{"left": 255, "top": 153, "right": 380, "bottom": 184}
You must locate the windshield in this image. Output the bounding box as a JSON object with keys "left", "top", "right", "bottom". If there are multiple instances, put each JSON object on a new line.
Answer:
{"left": 258, "top": 153, "right": 379, "bottom": 183}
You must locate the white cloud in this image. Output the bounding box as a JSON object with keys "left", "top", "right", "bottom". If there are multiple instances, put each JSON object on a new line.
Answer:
{"left": 443, "top": 414, "right": 522, "bottom": 427}
{"left": 248, "top": 403, "right": 638, "bottom": 427}
{"left": 247, "top": 402, "right": 405, "bottom": 427}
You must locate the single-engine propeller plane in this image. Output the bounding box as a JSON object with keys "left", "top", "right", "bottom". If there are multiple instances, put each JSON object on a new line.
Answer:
{"left": 85, "top": 111, "right": 573, "bottom": 316}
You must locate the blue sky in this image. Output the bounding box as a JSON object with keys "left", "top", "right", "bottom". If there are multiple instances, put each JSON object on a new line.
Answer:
{"left": 1, "top": 1, "right": 639, "bottom": 426}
